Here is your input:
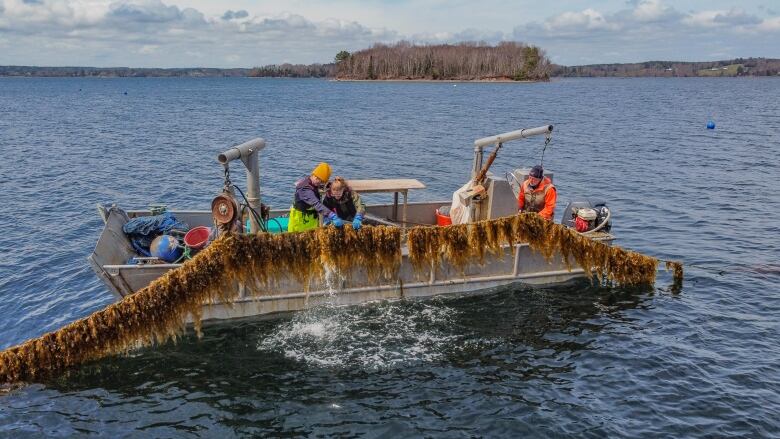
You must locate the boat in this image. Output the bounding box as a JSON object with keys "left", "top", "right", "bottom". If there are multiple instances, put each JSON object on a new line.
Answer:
{"left": 89, "top": 124, "right": 615, "bottom": 323}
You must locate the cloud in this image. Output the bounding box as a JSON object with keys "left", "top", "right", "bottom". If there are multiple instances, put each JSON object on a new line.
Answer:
{"left": 221, "top": 9, "right": 247, "bottom": 21}
{"left": 406, "top": 28, "right": 504, "bottom": 45}
{"left": 713, "top": 9, "right": 762, "bottom": 26}
{"left": 137, "top": 44, "right": 158, "bottom": 54}
{"left": 242, "top": 14, "right": 317, "bottom": 33}
{"left": 107, "top": 1, "right": 205, "bottom": 26}
{"left": 683, "top": 8, "right": 762, "bottom": 28}
{"left": 0, "top": 0, "right": 403, "bottom": 66}
{"left": 0, "top": 0, "right": 777, "bottom": 67}
{"left": 518, "top": 1, "right": 779, "bottom": 40}
{"left": 758, "top": 16, "right": 780, "bottom": 31}
{"left": 510, "top": 1, "right": 780, "bottom": 63}
{"left": 108, "top": 1, "right": 179, "bottom": 23}
{"left": 631, "top": 0, "right": 680, "bottom": 23}
{"left": 544, "top": 8, "right": 620, "bottom": 32}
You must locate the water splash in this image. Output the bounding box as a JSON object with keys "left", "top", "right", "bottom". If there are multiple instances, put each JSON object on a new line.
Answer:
{"left": 258, "top": 298, "right": 480, "bottom": 371}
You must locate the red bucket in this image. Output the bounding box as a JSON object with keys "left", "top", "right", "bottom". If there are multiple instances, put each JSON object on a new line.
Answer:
{"left": 184, "top": 226, "right": 211, "bottom": 250}
{"left": 435, "top": 208, "right": 452, "bottom": 226}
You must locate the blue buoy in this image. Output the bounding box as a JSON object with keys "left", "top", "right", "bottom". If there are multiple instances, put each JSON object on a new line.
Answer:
{"left": 707, "top": 120, "right": 715, "bottom": 129}
{"left": 150, "top": 234, "right": 182, "bottom": 262}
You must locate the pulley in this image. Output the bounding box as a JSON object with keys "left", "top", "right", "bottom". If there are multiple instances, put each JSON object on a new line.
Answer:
{"left": 211, "top": 192, "right": 239, "bottom": 225}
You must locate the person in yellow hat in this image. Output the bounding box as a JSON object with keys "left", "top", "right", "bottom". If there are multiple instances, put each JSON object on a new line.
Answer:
{"left": 288, "top": 162, "right": 345, "bottom": 232}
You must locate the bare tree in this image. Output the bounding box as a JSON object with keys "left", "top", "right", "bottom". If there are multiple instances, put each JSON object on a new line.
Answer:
{"left": 335, "top": 41, "right": 551, "bottom": 81}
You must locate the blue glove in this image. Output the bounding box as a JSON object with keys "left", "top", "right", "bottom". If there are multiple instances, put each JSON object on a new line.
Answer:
{"left": 352, "top": 214, "right": 363, "bottom": 230}
{"left": 328, "top": 211, "right": 344, "bottom": 228}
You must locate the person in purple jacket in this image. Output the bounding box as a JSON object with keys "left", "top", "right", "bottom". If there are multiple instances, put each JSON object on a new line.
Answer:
{"left": 287, "top": 162, "right": 344, "bottom": 232}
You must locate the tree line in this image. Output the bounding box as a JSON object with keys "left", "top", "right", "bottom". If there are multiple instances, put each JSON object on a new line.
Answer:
{"left": 553, "top": 58, "right": 780, "bottom": 77}
{"left": 247, "top": 63, "right": 335, "bottom": 78}
{"left": 334, "top": 41, "right": 551, "bottom": 81}
{"left": 3, "top": 53, "right": 777, "bottom": 79}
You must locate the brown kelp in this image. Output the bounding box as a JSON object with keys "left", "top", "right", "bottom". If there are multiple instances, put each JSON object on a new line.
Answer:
{"left": 407, "top": 213, "right": 660, "bottom": 286}
{"left": 0, "top": 225, "right": 399, "bottom": 385}
{"left": 665, "top": 260, "right": 685, "bottom": 292}
{"left": 1, "top": 214, "right": 673, "bottom": 385}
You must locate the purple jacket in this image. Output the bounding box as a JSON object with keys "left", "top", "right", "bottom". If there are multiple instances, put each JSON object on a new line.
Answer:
{"left": 293, "top": 177, "right": 332, "bottom": 216}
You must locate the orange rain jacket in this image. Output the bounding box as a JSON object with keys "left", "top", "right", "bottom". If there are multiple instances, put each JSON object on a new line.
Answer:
{"left": 517, "top": 177, "right": 557, "bottom": 221}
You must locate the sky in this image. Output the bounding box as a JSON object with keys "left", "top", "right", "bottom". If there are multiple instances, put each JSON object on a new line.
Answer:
{"left": 0, "top": 0, "right": 778, "bottom": 67}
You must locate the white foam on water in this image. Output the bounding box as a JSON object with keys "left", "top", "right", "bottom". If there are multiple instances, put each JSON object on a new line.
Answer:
{"left": 257, "top": 287, "right": 485, "bottom": 370}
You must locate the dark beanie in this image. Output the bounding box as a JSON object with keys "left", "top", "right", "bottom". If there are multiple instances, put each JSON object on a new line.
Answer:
{"left": 530, "top": 165, "right": 544, "bottom": 178}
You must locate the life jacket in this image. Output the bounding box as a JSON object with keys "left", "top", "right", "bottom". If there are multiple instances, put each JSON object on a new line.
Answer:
{"left": 323, "top": 188, "right": 357, "bottom": 221}
{"left": 292, "top": 177, "right": 320, "bottom": 217}
{"left": 521, "top": 177, "right": 554, "bottom": 214}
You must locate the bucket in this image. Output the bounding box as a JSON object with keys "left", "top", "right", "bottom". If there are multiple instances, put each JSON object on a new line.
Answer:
{"left": 435, "top": 207, "right": 452, "bottom": 226}
{"left": 184, "top": 226, "right": 211, "bottom": 250}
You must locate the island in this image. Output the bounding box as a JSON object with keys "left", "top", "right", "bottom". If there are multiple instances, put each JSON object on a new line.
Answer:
{"left": 332, "top": 41, "right": 550, "bottom": 81}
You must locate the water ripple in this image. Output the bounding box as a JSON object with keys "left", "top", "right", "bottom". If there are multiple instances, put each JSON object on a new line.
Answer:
{"left": 1, "top": 77, "right": 779, "bottom": 437}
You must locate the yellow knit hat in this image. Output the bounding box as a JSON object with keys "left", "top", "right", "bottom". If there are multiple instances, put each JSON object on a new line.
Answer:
{"left": 311, "top": 162, "right": 331, "bottom": 182}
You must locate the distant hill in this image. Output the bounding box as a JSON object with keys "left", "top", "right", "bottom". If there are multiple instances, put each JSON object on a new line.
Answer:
{"left": 0, "top": 66, "right": 251, "bottom": 77}
{"left": 334, "top": 41, "right": 551, "bottom": 81}
{"left": 553, "top": 58, "right": 780, "bottom": 77}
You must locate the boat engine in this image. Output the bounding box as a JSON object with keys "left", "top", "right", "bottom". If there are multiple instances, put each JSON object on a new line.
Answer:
{"left": 561, "top": 199, "right": 612, "bottom": 233}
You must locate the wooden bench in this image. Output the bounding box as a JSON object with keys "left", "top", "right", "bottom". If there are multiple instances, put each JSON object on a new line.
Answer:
{"left": 346, "top": 179, "right": 426, "bottom": 227}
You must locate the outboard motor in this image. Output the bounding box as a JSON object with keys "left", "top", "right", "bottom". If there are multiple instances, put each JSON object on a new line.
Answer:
{"left": 561, "top": 199, "right": 612, "bottom": 233}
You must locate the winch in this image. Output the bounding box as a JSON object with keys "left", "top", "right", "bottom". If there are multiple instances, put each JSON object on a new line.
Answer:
{"left": 212, "top": 138, "right": 271, "bottom": 235}
{"left": 211, "top": 191, "right": 241, "bottom": 234}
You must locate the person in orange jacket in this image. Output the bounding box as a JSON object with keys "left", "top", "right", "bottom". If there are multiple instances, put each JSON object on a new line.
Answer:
{"left": 517, "top": 165, "right": 557, "bottom": 221}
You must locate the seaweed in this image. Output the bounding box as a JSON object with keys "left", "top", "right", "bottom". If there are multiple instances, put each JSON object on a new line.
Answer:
{"left": 665, "top": 260, "right": 684, "bottom": 293}
{"left": 0, "top": 214, "right": 672, "bottom": 385}
{"left": 406, "top": 213, "right": 660, "bottom": 287}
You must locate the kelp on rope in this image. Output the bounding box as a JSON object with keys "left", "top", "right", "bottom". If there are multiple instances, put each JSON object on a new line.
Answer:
{"left": 408, "top": 213, "right": 674, "bottom": 286}
{"left": 0, "top": 214, "right": 681, "bottom": 385}
{"left": 0, "top": 226, "right": 400, "bottom": 385}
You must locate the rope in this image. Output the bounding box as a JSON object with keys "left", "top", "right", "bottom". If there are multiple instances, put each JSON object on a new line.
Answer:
{"left": 231, "top": 184, "right": 268, "bottom": 233}
{"left": 539, "top": 132, "right": 551, "bottom": 167}
{"left": 173, "top": 245, "right": 192, "bottom": 264}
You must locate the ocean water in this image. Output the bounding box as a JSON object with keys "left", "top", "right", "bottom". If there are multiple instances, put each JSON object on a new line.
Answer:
{"left": 1, "top": 77, "right": 779, "bottom": 437}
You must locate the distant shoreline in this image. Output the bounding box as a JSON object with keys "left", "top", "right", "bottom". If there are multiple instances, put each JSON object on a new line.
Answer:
{"left": 1, "top": 56, "right": 778, "bottom": 78}
{"left": 331, "top": 78, "right": 538, "bottom": 83}
{"left": 2, "top": 74, "right": 777, "bottom": 80}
